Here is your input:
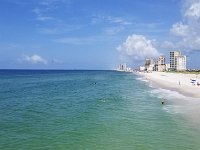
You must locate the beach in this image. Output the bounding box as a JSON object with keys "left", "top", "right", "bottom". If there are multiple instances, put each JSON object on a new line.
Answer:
{"left": 138, "top": 72, "right": 200, "bottom": 98}
{"left": 137, "top": 71, "right": 200, "bottom": 130}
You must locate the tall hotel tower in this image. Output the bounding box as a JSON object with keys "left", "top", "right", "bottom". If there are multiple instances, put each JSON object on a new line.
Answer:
{"left": 170, "top": 51, "right": 186, "bottom": 71}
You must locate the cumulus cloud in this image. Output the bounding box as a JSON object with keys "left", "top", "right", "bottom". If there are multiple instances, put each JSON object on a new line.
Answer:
{"left": 169, "top": 0, "right": 200, "bottom": 51}
{"left": 185, "top": 1, "right": 200, "bottom": 20}
{"left": 117, "top": 34, "right": 160, "bottom": 62}
{"left": 20, "top": 54, "right": 48, "bottom": 64}
{"left": 170, "top": 22, "right": 189, "bottom": 37}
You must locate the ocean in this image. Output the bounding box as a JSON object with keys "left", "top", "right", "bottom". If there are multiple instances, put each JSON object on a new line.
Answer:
{"left": 0, "top": 70, "right": 200, "bottom": 150}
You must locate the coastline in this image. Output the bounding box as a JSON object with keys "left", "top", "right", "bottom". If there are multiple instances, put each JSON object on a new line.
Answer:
{"left": 136, "top": 71, "right": 200, "bottom": 99}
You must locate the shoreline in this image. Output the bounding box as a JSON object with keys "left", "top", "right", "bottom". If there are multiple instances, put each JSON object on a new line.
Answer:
{"left": 136, "top": 71, "right": 200, "bottom": 99}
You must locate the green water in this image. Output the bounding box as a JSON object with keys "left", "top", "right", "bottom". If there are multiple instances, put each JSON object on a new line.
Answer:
{"left": 0, "top": 70, "right": 200, "bottom": 150}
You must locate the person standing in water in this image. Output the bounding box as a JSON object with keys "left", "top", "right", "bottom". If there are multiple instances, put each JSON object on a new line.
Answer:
{"left": 161, "top": 98, "right": 166, "bottom": 105}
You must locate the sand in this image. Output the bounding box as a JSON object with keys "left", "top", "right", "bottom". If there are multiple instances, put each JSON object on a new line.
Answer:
{"left": 138, "top": 72, "right": 200, "bottom": 98}
{"left": 136, "top": 71, "right": 200, "bottom": 130}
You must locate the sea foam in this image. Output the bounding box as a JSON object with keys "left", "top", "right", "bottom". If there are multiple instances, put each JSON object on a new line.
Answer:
{"left": 136, "top": 77, "right": 149, "bottom": 83}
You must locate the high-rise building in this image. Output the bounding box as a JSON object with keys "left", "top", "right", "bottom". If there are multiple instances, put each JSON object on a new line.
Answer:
{"left": 145, "top": 58, "right": 154, "bottom": 71}
{"left": 170, "top": 51, "right": 181, "bottom": 70}
{"left": 118, "top": 63, "right": 127, "bottom": 71}
{"left": 154, "top": 55, "right": 166, "bottom": 72}
{"left": 175, "top": 55, "right": 186, "bottom": 71}
{"left": 170, "top": 51, "right": 186, "bottom": 71}
{"left": 165, "top": 64, "right": 170, "bottom": 71}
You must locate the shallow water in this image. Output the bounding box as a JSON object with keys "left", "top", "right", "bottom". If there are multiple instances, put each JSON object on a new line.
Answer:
{"left": 0, "top": 70, "right": 200, "bottom": 150}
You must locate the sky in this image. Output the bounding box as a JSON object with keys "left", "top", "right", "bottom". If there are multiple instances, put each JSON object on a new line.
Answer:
{"left": 0, "top": 0, "right": 200, "bottom": 69}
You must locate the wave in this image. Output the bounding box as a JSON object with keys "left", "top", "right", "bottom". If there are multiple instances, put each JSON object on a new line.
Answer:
{"left": 150, "top": 87, "right": 200, "bottom": 101}
{"left": 136, "top": 74, "right": 200, "bottom": 117}
{"left": 150, "top": 88, "right": 186, "bottom": 100}
{"left": 149, "top": 87, "right": 200, "bottom": 116}
{"left": 163, "top": 105, "right": 183, "bottom": 114}
{"left": 136, "top": 77, "right": 149, "bottom": 83}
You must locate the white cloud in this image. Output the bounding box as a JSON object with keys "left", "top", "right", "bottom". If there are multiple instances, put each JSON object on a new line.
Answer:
{"left": 21, "top": 54, "right": 47, "bottom": 64}
{"left": 170, "top": 22, "right": 189, "bottom": 37}
{"left": 117, "top": 34, "right": 160, "bottom": 62}
{"left": 169, "top": 0, "right": 200, "bottom": 51}
{"left": 185, "top": 1, "right": 200, "bottom": 20}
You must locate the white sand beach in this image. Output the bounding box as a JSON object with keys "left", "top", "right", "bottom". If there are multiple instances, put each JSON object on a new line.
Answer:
{"left": 137, "top": 71, "right": 200, "bottom": 130}
{"left": 138, "top": 72, "right": 200, "bottom": 98}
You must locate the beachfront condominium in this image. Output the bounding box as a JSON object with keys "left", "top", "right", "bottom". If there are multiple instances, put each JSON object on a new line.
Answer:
{"left": 145, "top": 59, "right": 154, "bottom": 71}
{"left": 170, "top": 51, "right": 186, "bottom": 71}
{"left": 118, "top": 63, "right": 127, "bottom": 71}
{"left": 175, "top": 55, "right": 187, "bottom": 71}
{"left": 154, "top": 55, "right": 166, "bottom": 72}
{"left": 170, "top": 51, "right": 181, "bottom": 69}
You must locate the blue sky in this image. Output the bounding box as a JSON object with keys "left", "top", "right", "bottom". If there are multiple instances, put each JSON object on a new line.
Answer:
{"left": 0, "top": 0, "right": 200, "bottom": 69}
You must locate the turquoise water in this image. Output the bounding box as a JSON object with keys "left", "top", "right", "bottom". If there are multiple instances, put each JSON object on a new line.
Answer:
{"left": 0, "top": 70, "right": 200, "bottom": 150}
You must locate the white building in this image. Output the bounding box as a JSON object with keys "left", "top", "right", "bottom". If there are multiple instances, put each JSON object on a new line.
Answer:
{"left": 170, "top": 51, "right": 181, "bottom": 70}
{"left": 165, "top": 64, "right": 170, "bottom": 71}
{"left": 175, "top": 55, "right": 186, "bottom": 71}
{"left": 139, "top": 66, "right": 145, "bottom": 71}
{"left": 145, "top": 59, "right": 154, "bottom": 71}
{"left": 170, "top": 51, "right": 186, "bottom": 71}
{"left": 118, "top": 63, "right": 127, "bottom": 71}
{"left": 154, "top": 56, "right": 166, "bottom": 72}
